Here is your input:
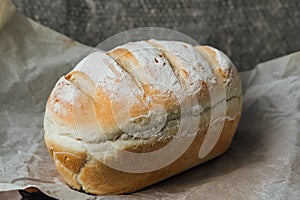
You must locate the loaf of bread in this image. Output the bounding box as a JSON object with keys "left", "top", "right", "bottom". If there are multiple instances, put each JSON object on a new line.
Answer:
{"left": 44, "top": 40, "right": 242, "bottom": 195}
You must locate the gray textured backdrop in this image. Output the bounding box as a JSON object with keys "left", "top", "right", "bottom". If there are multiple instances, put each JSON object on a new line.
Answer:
{"left": 12, "top": 0, "right": 300, "bottom": 71}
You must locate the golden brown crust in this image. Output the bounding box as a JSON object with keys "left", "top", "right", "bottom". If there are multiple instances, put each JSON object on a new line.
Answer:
{"left": 44, "top": 40, "right": 242, "bottom": 195}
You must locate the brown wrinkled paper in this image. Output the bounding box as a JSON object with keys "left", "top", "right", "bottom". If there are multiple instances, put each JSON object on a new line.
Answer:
{"left": 1, "top": 1, "right": 300, "bottom": 199}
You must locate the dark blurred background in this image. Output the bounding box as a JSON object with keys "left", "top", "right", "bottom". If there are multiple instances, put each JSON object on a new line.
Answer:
{"left": 12, "top": 0, "right": 300, "bottom": 71}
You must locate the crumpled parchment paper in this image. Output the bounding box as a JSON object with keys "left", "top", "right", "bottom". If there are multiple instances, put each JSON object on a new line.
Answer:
{"left": 1, "top": 1, "right": 300, "bottom": 199}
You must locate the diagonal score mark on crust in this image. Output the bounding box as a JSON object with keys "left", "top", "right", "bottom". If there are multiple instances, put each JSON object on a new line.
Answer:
{"left": 147, "top": 40, "right": 187, "bottom": 88}
{"left": 106, "top": 48, "right": 146, "bottom": 93}
{"left": 194, "top": 45, "right": 232, "bottom": 82}
{"left": 102, "top": 58, "right": 123, "bottom": 77}
{"left": 64, "top": 51, "right": 143, "bottom": 103}
{"left": 65, "top": 72, "right": 97, "bottom": 103}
